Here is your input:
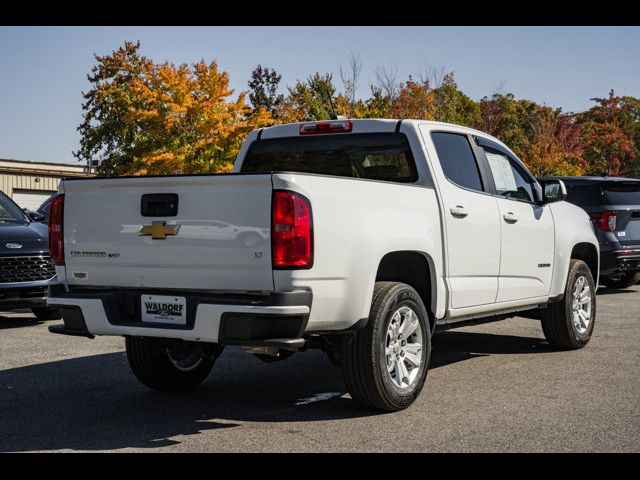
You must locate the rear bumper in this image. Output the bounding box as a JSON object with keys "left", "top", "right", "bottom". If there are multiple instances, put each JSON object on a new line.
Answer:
{"left": 600, "top": 249, "right": 640, "bottom": 277}
{"left": 46, "top": 285, "right": 311, "bottom": 345}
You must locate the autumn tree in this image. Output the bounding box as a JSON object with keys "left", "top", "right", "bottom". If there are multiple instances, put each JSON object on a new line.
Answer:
{"left": 76, "top": 43, "right": 640, "bottom": 179}
{"left": 431, "top": 73, "right": 480, "bottom": 127}
{"left": 517, "top": 108, "right": 585, "bottom": 176}
{"left": 577, "top": 91, "right": 639, "bottom": 176}
{"left": 393, "top": 76, "right": 436, "bottom": 119}
{"left": 389, "top": 71, "right": 481, "bottom": 126}
{"left": 364, "top": 86, "right": 393, "bottom": 118}
{"left": 276, "top": 72, "right": 342, "bottom": 122}
{"left": 478, "top": 93, "right": 543, "bottom": 155}
{"left": 248, "top": 65, "right": 284, "bottom": 116}
{"left": 74, "top": 41, "right": 272, "bottom": 176}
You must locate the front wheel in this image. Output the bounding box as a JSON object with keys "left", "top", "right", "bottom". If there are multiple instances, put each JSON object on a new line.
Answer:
{"left": 125, "top": 337, "right": 223, "bottom": 391}
{"left": 541, "top": 259, "right": 596, "bottom": 349}
{"left": 340, "top": 282, "right": 431, "bottom": 412}
{"left": 600, "top": 271, "right": 640, "bottom": 289}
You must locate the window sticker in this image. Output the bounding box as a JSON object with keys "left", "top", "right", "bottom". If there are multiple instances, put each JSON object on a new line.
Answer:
{"left": 486, "top": 152, "right": 517, "bottom": 191}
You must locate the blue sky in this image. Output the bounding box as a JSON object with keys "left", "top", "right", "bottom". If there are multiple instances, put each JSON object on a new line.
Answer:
{"left": 0, "top": 26, "right": 639, "bottom": 164}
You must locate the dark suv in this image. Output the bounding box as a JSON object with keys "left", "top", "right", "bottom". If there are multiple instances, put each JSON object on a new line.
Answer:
{"left": 0, "top": 190, "right": 60, "bottom": 320}
{"left": 540, "top": 176, "right": 640, "bottom": 289}
{"left": 30, "top": 193, "right": 55, "bottom": 224}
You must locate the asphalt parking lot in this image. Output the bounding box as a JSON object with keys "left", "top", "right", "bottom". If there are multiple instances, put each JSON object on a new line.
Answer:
{"left": 1, "top": 285, "right": 638, "bottom": 453}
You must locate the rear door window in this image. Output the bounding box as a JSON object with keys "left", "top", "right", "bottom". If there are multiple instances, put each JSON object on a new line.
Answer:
{"left": 430, "top": 132, "right": 483, "bottom": 192}
{"left": 565, "top": 184, "right": 604, "bottom": 207}
{"left": 241, "top": 133, "right": 418, "bottom": 183}
{"left": 603, "top": 184, "right": 640, "bottom": 205}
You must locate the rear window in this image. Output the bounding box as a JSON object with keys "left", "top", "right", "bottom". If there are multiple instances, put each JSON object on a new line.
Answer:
{"left": 565, "top": 184, "right": 604, "bottom": 207}
{"left": 603, "top": 184, "right": 640, "bottom": 205}
{"left": 241, "top": 133, "right": 418, "bottom": 183}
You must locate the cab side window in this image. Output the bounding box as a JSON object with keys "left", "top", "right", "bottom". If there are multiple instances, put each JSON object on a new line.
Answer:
{"left": 431, "top": 132, "right": 484, "bottom": 192}
{"left": 483, "top": 148, "right": 535, "bottom": 202}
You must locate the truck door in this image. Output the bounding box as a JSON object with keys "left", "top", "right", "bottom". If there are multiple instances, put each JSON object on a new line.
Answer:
{"left": 476, "top": 141, "right": 554, "bottom": 302}
{"left": 422, "top": 128, "right": 501, "bottom": 309}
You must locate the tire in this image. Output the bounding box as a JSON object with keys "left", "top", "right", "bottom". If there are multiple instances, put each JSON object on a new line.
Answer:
{"left": 125, "top": 337, "right": 223, "bottom": 392}
{"left": 340, "top": 282, "right": 431, "bottom": 412}
{"left": 31, "top": 307, "right": 61, "bottom": 321}
{"left": 541, "top": 259, "right": 596, "bottom": 350}
{"left": 600, "top": 271, "right": 640, "bottom": 289}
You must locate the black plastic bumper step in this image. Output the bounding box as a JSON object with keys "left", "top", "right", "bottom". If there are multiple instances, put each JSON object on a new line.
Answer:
{"left": 48, "top": 324, "right": 95, "bottom": 339}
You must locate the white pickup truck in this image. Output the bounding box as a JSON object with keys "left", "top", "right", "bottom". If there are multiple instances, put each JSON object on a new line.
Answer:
{"left": 47, "top": 119, "right": 599, "bottom": 411}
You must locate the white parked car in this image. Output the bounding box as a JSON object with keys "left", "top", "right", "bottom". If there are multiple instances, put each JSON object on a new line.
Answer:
{"left": 47, "top": 119, "right": 599, "bottom": 411}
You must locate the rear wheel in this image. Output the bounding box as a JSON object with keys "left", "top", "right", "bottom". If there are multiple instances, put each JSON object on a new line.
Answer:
{"left": 31, "top": 307, "right": 61, "bottom": 321}
{"left": 541, "top": 259, "right": 596, "bottom": 349}
{"left": 125, "top": 337, "right": 223, "bottom": 391}
{"left": 600, "top": 271, "right": 640, "bottom": 289}
{"left": 340, "top": 282, "right": 431, "bottom": 412}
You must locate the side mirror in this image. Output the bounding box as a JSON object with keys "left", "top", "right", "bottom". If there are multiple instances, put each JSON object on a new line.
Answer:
{"left": 542, "top": 179, "right": 567, "bottom": 203}
{"left": 28, "top": 211, "right": 46, "bottom": 222}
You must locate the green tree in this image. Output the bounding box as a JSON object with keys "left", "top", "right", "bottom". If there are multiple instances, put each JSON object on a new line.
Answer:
{"left": 248, "top": 65, "right": 284, "bottom": 115}
{"left": 431, "top": 73, "right": 480, "bottom": 127}
{"left": 277, "top": 72, "right": 340, "bottom": 122}
{"left": 364, "top": 86, "right": 393, "bottom": 118}
{"left": 74, "top": 41, "right": 153, "bottom": 174}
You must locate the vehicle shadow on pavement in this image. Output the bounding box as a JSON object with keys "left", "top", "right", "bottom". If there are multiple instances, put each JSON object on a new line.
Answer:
{"left": 431, "top": 331, "right": 553, "bottom": 368}
{"left": 0, "top": 330, "right": 551, "bottom": 452}
{"left": 0, "top": 348, "right": 364, "bottom": 452}
{"left": 596, "top": 287, "right": 636, "bottom": 296}
{"left": 0, "top": 315, "right": 43, "bottom": 330}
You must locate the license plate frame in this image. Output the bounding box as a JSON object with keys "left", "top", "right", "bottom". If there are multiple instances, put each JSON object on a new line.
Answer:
{"left": 140, "top": 294, "right": 187, "bottom": 325}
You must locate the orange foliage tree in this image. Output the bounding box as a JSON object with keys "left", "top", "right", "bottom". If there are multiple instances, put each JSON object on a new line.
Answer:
{"left": 517, "top": 108, "right": 585, "bottom": 176}
{"left": 74, "top": 41, "right": 273, "bottom": 175}
{"left": 393, "top": 76, "right": 436, "bottom": 120}
{"left": 576, "top": 91, "right": 638, "bottom": 176}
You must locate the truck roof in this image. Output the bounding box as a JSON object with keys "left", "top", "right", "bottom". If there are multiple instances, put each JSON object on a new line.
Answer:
{"left": 237, "top": 118, "right": 527, "bottom": 177}
{"left": 539, "top": 175, "right": 640, "bottom": 184}
{"left": 257, "top": 118, "right": 511, "bottom": 152}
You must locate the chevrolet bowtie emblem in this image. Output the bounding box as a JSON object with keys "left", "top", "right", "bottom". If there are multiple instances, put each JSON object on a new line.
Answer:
{"left": 139, "top": 221, "right": 180, "bottom": 240}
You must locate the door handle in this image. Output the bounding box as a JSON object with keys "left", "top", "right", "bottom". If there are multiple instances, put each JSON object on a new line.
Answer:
{"left": 503, "top": 212, "right": 518, "bottom": 224}
{"left": 450, "top": 205, "right": 469, "bottom": 218}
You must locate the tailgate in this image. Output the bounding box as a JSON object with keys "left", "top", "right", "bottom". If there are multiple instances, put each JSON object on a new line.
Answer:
{"left": 616, "top": 210, "right": 640, "bottom": 247}
{"left": 603, "top": 182, "right": 640, "bottom": 247}
{"left": 61, "top": 174, "right": 274, "bottom": 291}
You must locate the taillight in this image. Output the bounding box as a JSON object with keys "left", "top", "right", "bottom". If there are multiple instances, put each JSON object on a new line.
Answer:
{"left": 49, "top": 194, "right": 65, "bottom": 265}
{"left": 272, "top": 191, "right": 313, "bottom": 268}
{"left": 299, "top": 120, "right": 352, "bottom": 135}
{"left": 590, "top": 210, "right": 617, "bottom": 232}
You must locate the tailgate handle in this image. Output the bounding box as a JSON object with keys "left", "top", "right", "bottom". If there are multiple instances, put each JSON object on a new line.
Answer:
{"left": 141, "top": 193, "right": 179, "bottom": 217}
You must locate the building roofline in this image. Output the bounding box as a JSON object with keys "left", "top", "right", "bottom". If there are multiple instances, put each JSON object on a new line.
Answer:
{"left": 0, "top": 157, "right": 87, "bottom": 169}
